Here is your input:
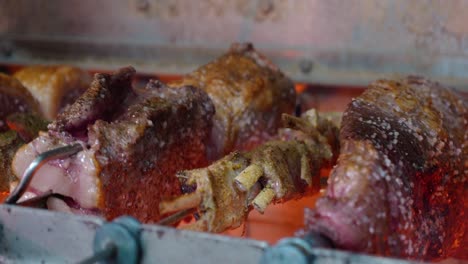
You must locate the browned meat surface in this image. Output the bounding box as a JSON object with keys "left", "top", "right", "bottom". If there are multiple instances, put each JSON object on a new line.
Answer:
{"left": 160, "top": 109, "right": 340, "bottom": 233}
{"left": 0, "top": 73, "right": 39, "bottom": 132}
{"left": 170, "top": 43, "right": 296, "bottom": 161}
{"left": 49, "top": 67, "right": 135, "bottom": 135}
{"left": 14, "top": 65, "right": 91, "bottom": 120}
{"left": 304, "top": 77, "right": 467, "bottom": 260}
{"left": 95, "top": 80, "right": 214, "bottom": 221}
{"left": 12, "top": 67, "right": 215, "bottom": 222}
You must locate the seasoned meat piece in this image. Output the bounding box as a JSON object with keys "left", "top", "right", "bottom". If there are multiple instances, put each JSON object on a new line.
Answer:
{"left": 0, "top": 73, "right": 39, "bottom": 132}
{"left": 304, "top": 77, "right": 467, "bottom": 260}
{"left": 170, "top": 43, "right": 296, "bottom": 161}
{"left": 14, "top": 65, "right": 91, "bottom": 120}
{"left": 160, "top": 109, "right": 340, "bottom": 233}
{"left": 12, "top": 67, "right": 215, "bottom": 222}
{"left": 48, "top": 67, "right": 135, "bottom": 135}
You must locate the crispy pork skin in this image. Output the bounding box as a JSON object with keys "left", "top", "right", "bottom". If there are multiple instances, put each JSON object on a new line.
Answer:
{"left": 14, "top": 65, "right": 91, "bottom": 120}
{"left": 12, "top": 67, "right": 215, "bottom": 222}
{"left": 170, "top": 43, "right": 296, "bottom": 161}
{"left": 304, "top": 77, "right": 467, "bottom": 260}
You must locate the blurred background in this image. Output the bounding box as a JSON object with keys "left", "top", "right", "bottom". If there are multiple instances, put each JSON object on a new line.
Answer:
{"left": 2, "top": 0, "right": 468, "bottom": 90}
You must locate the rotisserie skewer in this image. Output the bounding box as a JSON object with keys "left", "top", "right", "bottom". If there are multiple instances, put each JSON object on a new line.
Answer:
{"left": 9, "top": 43, "right": 296, "bottom": 223}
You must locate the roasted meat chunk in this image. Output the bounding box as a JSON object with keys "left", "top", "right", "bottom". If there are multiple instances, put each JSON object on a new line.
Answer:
{"left": 160, "top": 109, "right": 340, "bottom": 233}
{"left": 14, "top": 65, "right": 91, "bottom": 120}
{"left": 12, "top": 67, "right": 215, "bottom": 222}
{"left": 304, "top": 77, "right": 467, "bottom": 260}
{"left": 170, "top": 43, "right": 296, "bottom": 161}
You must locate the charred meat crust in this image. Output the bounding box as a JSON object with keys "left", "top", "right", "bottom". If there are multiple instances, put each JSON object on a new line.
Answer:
{"left": 49, "top": 66, "right": 136, "bottom": 135}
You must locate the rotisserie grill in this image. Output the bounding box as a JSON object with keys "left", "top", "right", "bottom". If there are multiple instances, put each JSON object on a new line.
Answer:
{"left": 0, "top": 1, "right": 467, "bottom": 263}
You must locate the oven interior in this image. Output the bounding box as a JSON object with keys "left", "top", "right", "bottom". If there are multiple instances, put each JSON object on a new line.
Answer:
{"left": 0, "top": 1, "right": 466, "bottom": 263}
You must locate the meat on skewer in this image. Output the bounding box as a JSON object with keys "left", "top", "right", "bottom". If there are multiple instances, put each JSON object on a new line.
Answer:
{"left": 170, "top": 43, "right": 296, "bottom": 161}
{"left": 160, "top": 109, "right": 340, "bottom": 233}
{"left": 12, "top": 67, "right": 215, "bottom": 222}
{"left": 10, "top": 44, "right": 296, "bottom": 223}
{"left": 303, "top": 77, "right": 467, "bottom": 260}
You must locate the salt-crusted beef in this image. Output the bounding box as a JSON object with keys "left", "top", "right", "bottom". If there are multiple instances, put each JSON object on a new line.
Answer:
{"left": 12, "top": 67, "right": 215, "bottom": 222}
{"left": 304, "top": 77, "right": 467, "bottom": 260}
{"left": 170, "top": 43, "right": 296, "bottom": 161}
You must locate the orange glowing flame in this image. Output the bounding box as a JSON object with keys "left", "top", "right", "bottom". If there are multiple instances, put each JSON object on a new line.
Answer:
{"left": 0, "top": 191, "right": 9, "bottom": 203}
{"left": 295, "top": 83, "right": 307, "bottom": 94}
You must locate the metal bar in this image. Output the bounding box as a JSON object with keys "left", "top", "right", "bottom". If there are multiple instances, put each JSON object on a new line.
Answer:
{"left": 1, "top": 205, "right": 464, "bottom": 263}
{"left": 4, "top": 143, "right": 84, "bottom": 204}
{"left": 157, "top": 208, "right": 196, "bottom": 226}
{"left": 2, "top": 1, "right": 468, "bottom": 90}
{"left": 0, "top": 204, "right": 103, "bottom": 263}
{"left": 77, "top": 244, "right": 116, "bottom": 264}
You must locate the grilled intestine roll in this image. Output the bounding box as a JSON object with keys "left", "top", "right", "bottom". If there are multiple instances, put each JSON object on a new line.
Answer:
{"left": 14, "top": 65, "right": 91, "bottom": 120}
{"left": 170, "top": 43, "right": 296, "bottom": 161}
{"left": 160, "top": 109, "right": 341, "bottom": 233}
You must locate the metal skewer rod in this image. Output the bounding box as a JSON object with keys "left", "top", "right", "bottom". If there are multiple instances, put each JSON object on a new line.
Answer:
{"left": 4, "top": 143, "right": 84, "bottom": 204}
{"left": 157, "top": 208, "right": 196, "bottom": 226}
